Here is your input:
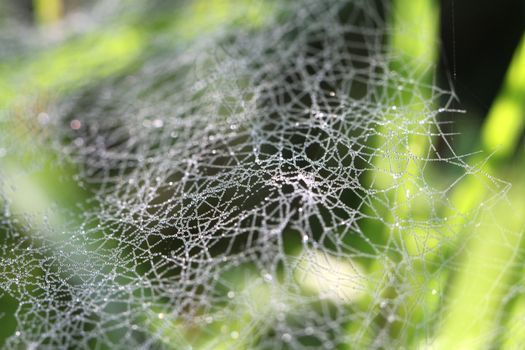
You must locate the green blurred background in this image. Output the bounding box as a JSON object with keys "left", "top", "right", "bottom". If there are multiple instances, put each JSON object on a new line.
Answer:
{"left": 0, "top": 0, "right": 524, "bottom": 349}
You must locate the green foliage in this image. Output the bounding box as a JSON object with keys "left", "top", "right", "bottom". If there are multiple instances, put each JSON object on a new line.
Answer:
{"left": 0, "top": 1, "right": 524, "bottom": 349}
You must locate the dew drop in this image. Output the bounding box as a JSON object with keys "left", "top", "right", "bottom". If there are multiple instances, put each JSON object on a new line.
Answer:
{"left": 37, "top": 112, "right": 50, "bottom": 125}
{"left": 70, "top": 119, "right": 82, "bottom": 130}
{"left": 152, "top": 119, "right": 164, "bottom": 128}
{"left": 73, "top": 137, "right": 84, "bottom": 147}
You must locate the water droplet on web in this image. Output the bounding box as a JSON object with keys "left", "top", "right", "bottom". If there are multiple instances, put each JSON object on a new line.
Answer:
{"left": 282, "top": 333, "right": 292, "bottom": 342}
{"left": 227, "top": 291, "right": 235, "bottom": 299}
{"left": 73, "top": 137, "right": 84, "bottom": 147}
{"left": 37, "top": 112, "right": 50, "bottom": 125}
{"left": 324, "top": 341, "right": 334, "bottom": 349}
{"left": 152, "top": 119, "right": 164, "bottom": 128}
{"left": 230, "top": 331, "right": 239, "bottom": 339}
{"left": 70, "top": 119, "right": 82, "bottom": 130}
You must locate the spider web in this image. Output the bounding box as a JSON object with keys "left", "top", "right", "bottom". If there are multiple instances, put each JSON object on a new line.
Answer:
{"left": 0, "top": 0, "right": 511, "bottom": 349}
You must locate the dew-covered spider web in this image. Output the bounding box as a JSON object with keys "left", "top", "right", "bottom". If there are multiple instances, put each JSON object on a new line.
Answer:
{"left": 0, "top": 0, "right": 516, "bottom": 349}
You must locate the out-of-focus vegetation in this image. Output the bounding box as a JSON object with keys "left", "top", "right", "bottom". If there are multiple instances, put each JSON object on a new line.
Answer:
{"left": 0, "top": 0, "right": 524, "bottom": 349}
